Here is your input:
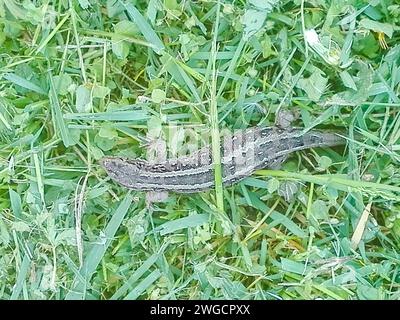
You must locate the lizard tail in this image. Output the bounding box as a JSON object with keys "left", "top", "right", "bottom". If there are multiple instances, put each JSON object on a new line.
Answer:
{"left": 305, "top": 130, "right": 346, "bottom": 148}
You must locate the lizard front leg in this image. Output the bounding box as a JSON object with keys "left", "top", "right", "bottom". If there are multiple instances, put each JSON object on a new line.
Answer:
{"left": 145, "top": 134, "right": 169, "bottom": 205}
{"left": 275, "top": 109, "right": 299, "bottom": 130}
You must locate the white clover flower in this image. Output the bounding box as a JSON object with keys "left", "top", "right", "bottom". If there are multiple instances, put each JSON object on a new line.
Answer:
{"left": 305, "top": 29, "right": 320, "bottom": 46}
{"left": 305, "top": 29, "right": 341, "bottom": 66}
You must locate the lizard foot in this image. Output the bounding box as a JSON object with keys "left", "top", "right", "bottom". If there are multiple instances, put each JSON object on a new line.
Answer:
{"left": 275, "top": 109, "right": 299, "bottom": 130}
{"left": 267, "top": 155, "right": 288, "bottom": 170}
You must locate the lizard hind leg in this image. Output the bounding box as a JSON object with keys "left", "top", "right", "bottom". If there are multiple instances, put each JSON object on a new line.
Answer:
{"left": 146, "top": 191, "right": 169, "bottom": 207}
{"left": 267, "top": 155, "right": 288, "bottom": 170}
{"left": 146, "top": 136, "right": 169, "bottom": 205}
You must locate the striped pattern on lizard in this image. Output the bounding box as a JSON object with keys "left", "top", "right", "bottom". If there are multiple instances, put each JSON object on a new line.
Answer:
{"left": 100, "top": 127, "right": 344, "bottom": 193}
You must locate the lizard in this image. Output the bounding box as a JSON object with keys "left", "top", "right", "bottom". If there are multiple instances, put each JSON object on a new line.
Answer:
{"left": 100, "top": 127, "right": 345, "bottom": 193}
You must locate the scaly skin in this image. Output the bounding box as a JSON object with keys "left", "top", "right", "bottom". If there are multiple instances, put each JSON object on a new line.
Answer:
{"left": 100, "top": 127, "right": 344, "bottom": 193}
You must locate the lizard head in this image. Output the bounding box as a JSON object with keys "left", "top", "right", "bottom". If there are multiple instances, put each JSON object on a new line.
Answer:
{"left": 100, "top": 157, "right": 148, "bottom": 189}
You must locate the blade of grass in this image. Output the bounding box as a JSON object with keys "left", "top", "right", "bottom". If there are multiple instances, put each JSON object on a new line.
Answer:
{"left": 243, "top": 198, "right": 280, "bottom": 242}
{"left": 81, "top": 29, "right": 154, "bottom": 48}
{"left": 65, "top": 194, "right": 133, "bottom": 300}
{"left": 9, "top": 189, "right": 22, "bottom": 219}
{"left": 277, "top": 54, "right": 311, "bottom": 113}
{"left": 64, "top": 110, "right": 149, "bottom": 121}
{"left": 300, "top": 0, "right": 308, "bottom": 57}
{"left": 32, "top": 152, "right": 45, "bottom": 206}
{"left": 216, "top": 37, "right": 245, "bottom": 98}
{"left": 123, "top": 269, "right": 161, "bottom": 300}
{"left": 312, "top": 284, "right": 345, "bottom": 300}
{"left": 70, "top": 6, "right": 87, "bottom": 82}
{"left": 256, "top": 170, "right": 400, "bottom": 199}
{"left": 10, "top": 250, "right": 31, "bottom": 300}
{"left": 3, "top": 73, "right": 47, "bottom": 95}
{"left": 110, "top": 243, "right": 168, "bottom": 300}
{"left": 238, "top": 190, "right": 306, "bottom": 237}
{"left": 48, "top": 71, "right": 74, "bottom": 147}
{"left": 120, "top": 1, "right": 165, "bottom": 54}
{"left": 210, "top": 2, "right": 224, "bottom": 213}
{"left": 3, "top": 0, "right": 26, "bottom": 19}
{"left": 351, "top": 202, "right": 372, "bottom": 250}
{"left": 160, "top": 53, "right": 203, "bottom": 107}
{"left": 152, "top": 214, "right": 209, "bottom": 236}
{"left": 34, "top": 12, "right": 70, "bottom": 54}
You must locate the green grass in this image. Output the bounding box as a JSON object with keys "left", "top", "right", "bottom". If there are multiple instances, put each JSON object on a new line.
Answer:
{"left": 1, "top": 0, "right": 400, "bottom": 300}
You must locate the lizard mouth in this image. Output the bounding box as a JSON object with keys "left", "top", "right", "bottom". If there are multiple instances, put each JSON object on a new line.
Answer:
{"left": 99, "top": 157, "right": 108, "bottom": 169}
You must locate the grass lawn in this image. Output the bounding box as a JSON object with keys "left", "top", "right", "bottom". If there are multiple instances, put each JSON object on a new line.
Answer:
{"left": 1, "top": 0, "right": 400, "bottom": 300}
